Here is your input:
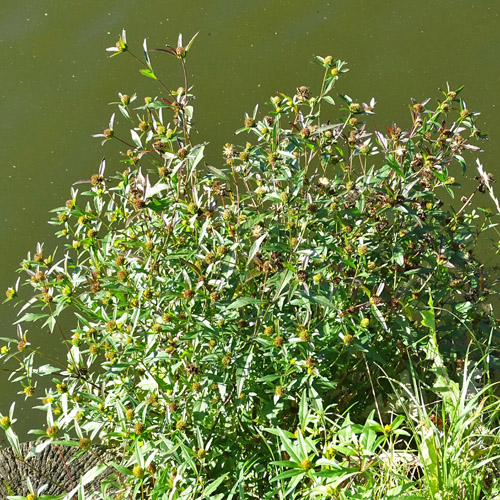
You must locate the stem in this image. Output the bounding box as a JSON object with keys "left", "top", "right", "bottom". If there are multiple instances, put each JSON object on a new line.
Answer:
{"left": 180, "top": 58, "right": 192, "bottom": 148}
{"left": 56, "top": 443, "right": 75, "bottom": 490}
{"left": 127, "top": 50, "right": 174, "bottom": 99}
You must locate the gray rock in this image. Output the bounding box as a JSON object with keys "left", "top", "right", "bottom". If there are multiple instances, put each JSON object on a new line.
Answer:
{"left": 0, "top": 441, "right": 117, "bottom": 498}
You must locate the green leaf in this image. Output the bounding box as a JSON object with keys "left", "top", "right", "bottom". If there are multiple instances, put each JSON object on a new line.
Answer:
{"left": 187, "top": 143, "right": 207, "bottom": 182}
{"left": 14, "top": 313, "right": 48, "bottom": 324}
{"left": 110, "top": 462, "right": 133, "bottom": 475}
{"left": 139, "top": 68, "right": 157, "bottom": 79}
{"left": 421, "top": 310, "right": 435, "bottom": 332}
{"left": 297, "top": 291, "right": 335, "bottom": 309}
{"left": 236, "top": 346, "right": 254, "bottom": 397}
{"left": 247, "top": 233, "right": 267, "bottom": 266}
{"left": 270, "top": 469, "right": 304, "bottom": 482}
{"left": 226, "top": 296, "right": 265, "bottom": 309}
{"left": 186, "top": 31, "right": 200, "bottom": 52}
{"left": 202, "top": 473, "right": 229, "bottom": 497}
{"left": 276, "top": 427, "right": 300, "bottom": 463}
{"left": 5, "top": 427, "right": 21, "bottom": 458}
{"left": 130, "top": 129, "right": 142, "bottom": 148}
{"left": 321, "top": 95, "right": 335, "bottom": 106}
{"left": 206, "top": 165, "right": 230, "bottom": 181}
{"left": 393, "top": 244, "right": 405, "bottom": 267}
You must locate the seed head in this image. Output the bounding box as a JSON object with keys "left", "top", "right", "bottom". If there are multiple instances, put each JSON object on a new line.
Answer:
{"left": 197, "top": 448, "right": 207, "bottom": 459}
{"left": 132, "top": 465, "right": 144, "bottom": 478}
{"left": 349, "top": 103, "right": 362, "bottom": 113}
{"left": 133, "top": 199, "right": 146, "bottom": 210}
{"left": 244, "top": 117, "right": 255, "bottom": 128}
{"left": 360, "top": 318, "right": 370, "bottom": 328}
{"left": 307, "top": 203, "right": 318, "bottom": 214}
{"left": 268, "top": 151, "right": 279, "bottom": 163}
{"left": 126, "top": 409, "right": 134, "bottom": 420}
{"left": 300, "top": 458, "right": 312, "bottom": 470}
{"left": 205, "top": 252, "right": 216, "bottom": 265}
{"left": 239, "top": 151, "right": 250, "bottom": 162}
{"left": 176, "top": 419, "right": 187, "bottom": 431}
{"left": 151, "top": 323, "right": 162, "bottom": 334}
{"left": 183, "top": 289, "right": 195, "bottom": 300}
{"left": 79, "top": 437, "right": 91, "bottom": 450}
{"left": 275, "top": 386, "right": 284, "bottom": 397}
{"left": 296, "top": 86, "right": 310, "bottom": 100}
{"left": 299, "top": 329, "right": 311, "bottom": 342}
{"left": 134, "top": 423, "right": 145, "bottom": 434}
{"left": 117, "top": 269, "right": 128, "bottom": 281}
{"left": 192, "top": 382, "right": 202, "bottom": 392}
{"left": 273, "top": 336, "right": 284, "bottom": 347}
{"left": 297, "top": 270, "right": 308, "bottom": 282}
{"left": 46, "top": 425, "right": 58, "bottom": 438}
{"left": 264, "top": 325, "right": 274, "bottom": 336}
{"left": 56, "top": 384, "right": 68, "bottom": 394}
{"left": 115, "top": 255, "right": 126, "bottom": 266}
{"left": 300, "top": 127, "right": 311, "bottom": 138}
{"left": 0, "top": 416, "right": 11, "bottom": 427}
{"left": 343, "top": 334, "right": 354, "bottom": 345}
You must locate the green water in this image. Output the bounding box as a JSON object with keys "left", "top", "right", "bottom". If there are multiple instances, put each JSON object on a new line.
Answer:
{"left": 1, "top": 0, "right": 499, "bottom": 439}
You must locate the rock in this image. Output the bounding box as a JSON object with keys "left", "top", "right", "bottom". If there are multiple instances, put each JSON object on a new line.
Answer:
{"left": 0, "top": 441, "right": 117, "bottom": 498}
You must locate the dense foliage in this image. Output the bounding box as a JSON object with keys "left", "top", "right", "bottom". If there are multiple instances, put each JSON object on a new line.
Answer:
{"left": 2, "top": 30, "right": 500, "bottom": 499}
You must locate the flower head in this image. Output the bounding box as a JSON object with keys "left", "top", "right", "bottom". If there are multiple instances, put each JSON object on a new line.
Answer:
{"left": 106, "top": 29, "right": 127, "bottom": 57}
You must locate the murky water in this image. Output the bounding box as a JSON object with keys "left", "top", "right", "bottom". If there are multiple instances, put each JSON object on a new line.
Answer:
{"left": 1, "top": 0, "right": 499, "bottom": 438}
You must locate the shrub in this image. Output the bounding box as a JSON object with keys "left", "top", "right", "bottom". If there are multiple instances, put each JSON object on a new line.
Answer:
{"left": 2, "top": 29, "right": 500, "bottom": 498}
